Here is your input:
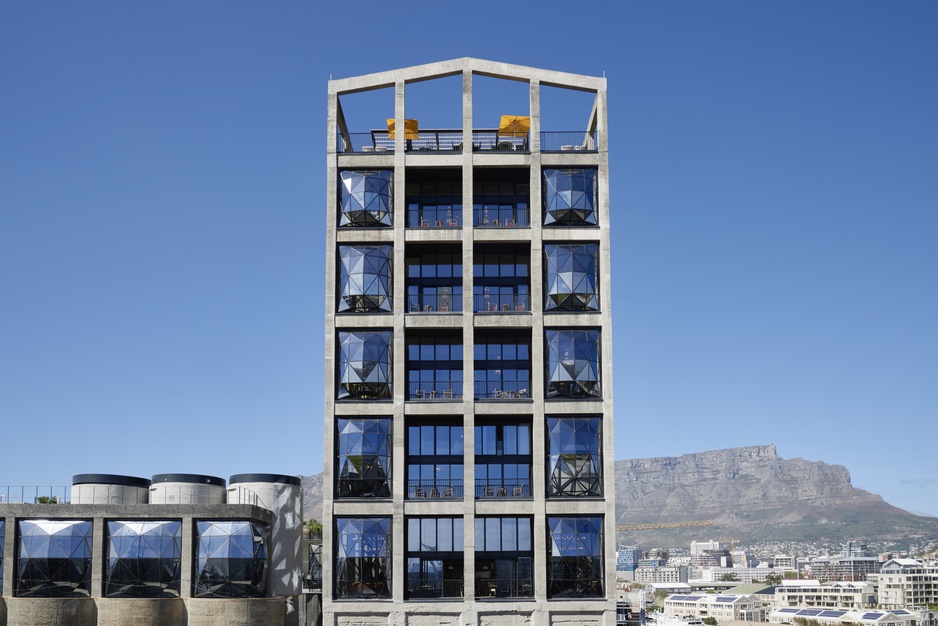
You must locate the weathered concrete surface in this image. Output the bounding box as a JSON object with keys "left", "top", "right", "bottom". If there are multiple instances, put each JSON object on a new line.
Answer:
{"left": 95, "top": 598, "right": 185, "bottom": 626}
{"left": 186, "top": 597, "right": 285, "bottom": 626}
{"left": 5, "top": 597, "right": 96, "bottom": 626}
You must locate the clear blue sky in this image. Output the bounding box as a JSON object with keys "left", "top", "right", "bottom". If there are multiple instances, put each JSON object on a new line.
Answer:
{"left": 2, "top": 2, "right": 936, "bottom": 517}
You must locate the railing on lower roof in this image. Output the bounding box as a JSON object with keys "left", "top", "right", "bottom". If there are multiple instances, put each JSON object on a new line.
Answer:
{"left": 0, "top": 486, "right": 71, "bottom": 504}
{"left": 540, "top": 130, "right": 598, "bottom": 152}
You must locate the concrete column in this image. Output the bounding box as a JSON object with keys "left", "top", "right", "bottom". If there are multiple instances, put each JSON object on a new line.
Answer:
{"left": 180, "top": 516, "right": 194, "bottom": 598}
{"left": 461, "top": 68, "right": 476, "bottom": 603}
{"left": 90, "top": 516, "right": 105, "bottom": 597}
{"left": 2, "top": 516, "right": 14, "bottom": 597}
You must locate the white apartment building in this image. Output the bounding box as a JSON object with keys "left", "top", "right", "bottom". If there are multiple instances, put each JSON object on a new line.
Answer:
{"left": 775, "top": 580, "right": 876, "bottom": 610}
{"left": 664, "top": 593, "right": 765, "bottom": 623}
{"left": 770, "top": 608, "right": 917, "bottom": 626}
{"left": 872, "top": 559, "right": 938, "bottom": 610}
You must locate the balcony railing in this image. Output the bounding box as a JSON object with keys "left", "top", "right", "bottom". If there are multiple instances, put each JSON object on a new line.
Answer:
{"left": 474, "top": 294, "right": 529, "bottom": 313}
{"left": 473, "top": 207, "right": 529, "bottom": 228}
{"left": 475, "top": 577, "right": 534, "bottom": 599}
{"left": 408, "top": 293, "right": 461, "bottom": 313}
{"left": 337, "top": 130, "right": 596, "bottom": 153}
{"left": 408, "top": 382, "right": 463, "bottom": 401}
{"left": 407, "top": 578, "right": 464, "bottom": 599}
{"left": 540, "top": 131, "right": 598, "bottom": 152}
{"left": 474, "top": 479, "right": 530, "bottom": 499}
{"left": 407, "top": 207, "right": 462, "bottom": 228}
{"left": 0, "top": 485, "right": 70, "bottom": 504}
{"left": 474, "top": 380, "right": 529, "bottom": 400}
{"left": 407, "top": 480, "right": 464, "bottom": 500}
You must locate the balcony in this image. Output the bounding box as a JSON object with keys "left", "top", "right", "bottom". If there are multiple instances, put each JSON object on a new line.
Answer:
{"left": 337, "top": 129, "right": 531, "bottom": 154}
{"left": 408, "top": 381, "right": 462, "bottom": 401}
{"left": 473, "top": 206, "right": 529, "bottom": 228}
{"left": 473, "top": 380, "right": 529, "bottom": 400}
{"left": 475, "top": 479, "right": 530, "bottom": 499}
{"left": 407, "top": 578, "right": 464, "bottom": 600}
{"left": 475, "top": 577, "right": 534, "bottom": 599}
{"left": 408, "top": 293, "right": 461, "bottom": 313}
{"left": 407, "top": 480, "right": 464, "bottom": 500}
{"left": 540, "top": 131, "right": 598, "bottom": 152}
{"left": 474, "top": 294, "right": 528, "bottom": 313}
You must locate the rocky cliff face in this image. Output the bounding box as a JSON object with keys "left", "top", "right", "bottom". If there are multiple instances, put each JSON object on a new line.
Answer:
{"left": 302, "top": 444, "right": 937, "bottom": 544}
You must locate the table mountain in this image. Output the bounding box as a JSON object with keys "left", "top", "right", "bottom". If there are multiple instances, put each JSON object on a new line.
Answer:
{"left": 300, "top": 444, "right": 938, "bottom": 545}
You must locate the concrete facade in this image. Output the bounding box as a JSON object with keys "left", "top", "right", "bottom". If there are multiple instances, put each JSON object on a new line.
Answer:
{"left": 323, "top": 58, "right": 615, "bottom": 625}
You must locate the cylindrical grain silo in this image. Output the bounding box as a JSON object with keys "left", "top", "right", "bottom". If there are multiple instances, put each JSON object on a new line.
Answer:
{"left": 149, "top": 474, "right": 226, "bottom": 505}
{"left": 71, "top": 474, "right": 151, "bottom": 504}
{"left": 228, "top": 473, "right": 304, "bottom": 596}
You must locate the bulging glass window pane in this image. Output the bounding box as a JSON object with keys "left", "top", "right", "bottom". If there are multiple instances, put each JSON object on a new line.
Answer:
{"left": 544, "top": 243, "right": 599, "bottom": 311}
{"left": 547, "top": 516, "right": 604, "bottom": 598}
{"left": 338, "top": 245, "right": 392, "bottom": 313}
{"left": 338, "top": 330, "right": 392, "bottom": 400}
{"left": 546, "top": 417, "right": 602, "bottom": 497}
{"left": 105, "top": 520, "right": 182, "bottom": 597}
{"left": 335, "top": 517, "right": 391, "bottom": 599}
{"left": 336, "top": 417, "right": 392, "bottom": 498}
{"left": 16, "top": 520, "right": 93, "bottom": 597}
{"left": 340, "top": 170, "right": 393, "bottom": 227}
{"left": 545, "top": 329, "right": 601, "bottom": 398}
{"left": 193, "top": 520, "right": 268, "bottom": 598}
{"left": 543, "top": 169, "right": 597, "bottom": 226}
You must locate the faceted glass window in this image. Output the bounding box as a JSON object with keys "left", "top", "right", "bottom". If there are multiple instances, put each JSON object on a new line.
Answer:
{"left": 544, "top": 243, "right": 599, "bottom": 311}
{"left": 105, "top": 520, "right": 182, "bottom": 597}
{"left": 335, "top": 517, "right": 391, "bottom": 599}
{"left": 194, "top": 520, "right": 268, "bottom": 598}
{"left": 340, "top": 170, "right": 393, "bottom": 227}
{"left": 546, "top": 417, "right": 602, "bottom": 497}
{"left": 16, "top": 519, "right": 93, "bottom": 597}
{"left": 338, "top": 330, "right": 392, "bottom": 400}
{"left": 338, "top": 245, "right": 392, "bottom": 313}
{"left": 543, "top": 168, "right": 597, "bottom": 226}
{"left": 547, "top": 516, "right": 604, "bottom": 598}
{"left": 545, "top": 329, "right": 601, "bottom": 398}
{"left": 337, "top": 418, "right": 392, "bottom": 498}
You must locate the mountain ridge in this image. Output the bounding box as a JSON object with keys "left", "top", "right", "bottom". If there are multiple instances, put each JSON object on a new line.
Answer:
{"left": 301, "top": 444, "right": 938, "bottom": 545}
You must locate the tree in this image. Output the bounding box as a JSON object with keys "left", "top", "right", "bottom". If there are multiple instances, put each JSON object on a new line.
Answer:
{"left": 764, "top": 573, "right": 783, "bottom": 586}
{"left": 36, "top": 495, "right": 58, "bottom": 504}
{"left": 305, "top": 518, "right": 323, "bottom": 538}
{"left": 720, "top": 573, "right": 739, "bottom": 582}
{"left": 703, "top": 618, "right": 718, "bottom": 625}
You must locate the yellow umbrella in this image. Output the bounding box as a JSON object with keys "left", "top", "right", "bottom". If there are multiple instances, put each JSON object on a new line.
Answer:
{"left": 498, "top": 115, "right": 530, "bottom": 138}
{"left": 387, "top": 118, "right": 419, "bottom": 140}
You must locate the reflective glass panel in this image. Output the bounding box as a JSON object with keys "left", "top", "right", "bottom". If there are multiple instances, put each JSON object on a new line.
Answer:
{"left": 543, "top": 168, "right": 597, "bottom": 226}
{"left": 335, "top": 517, "right": 391, "bottom": 599}
{"left": 546, "top": 417, "right": 602, "bottom": 497}
{"left": 337, "top": 417, "right": 392, "bottom": 498}
{"left": 16, "top": 520, "right": 93, "bottom": 597}
{"left": 338, "top": 330, "right": 392, "bottom": 399}
{"left": 105, "top": 520, "right": 182, "bottom": 597}
{"left": 194, "top": 520, "right": 268, "bottom": 598}
{"left": 544, "top": 243, "right": 599, "bottom": 311}
{"left": 545, "top": 329, "right": 601, "bottom": 398}
{"left": 340, "top": 170, "right": 393, "bottom": 227}
{"left": 338, "top": 245, "right": 392, "bottom": 313}
{"left": 547, "top": 516, "right": 604, "bottom": 598}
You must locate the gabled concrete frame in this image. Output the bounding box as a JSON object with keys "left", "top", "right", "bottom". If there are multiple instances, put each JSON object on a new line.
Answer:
{"left": 323, "top": 58, "right": 615, "bottom": 626}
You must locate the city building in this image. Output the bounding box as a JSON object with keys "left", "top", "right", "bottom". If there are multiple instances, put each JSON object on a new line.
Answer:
{"left": 322, "top": 58, "right": 615, "bottom": 625}
{"left": 872, "top": 558, "right": 938, "bottom": 610}
{"left": 618, "top": 545, "right": 642, "bottom": 576}
{"left": 663, "top": 593, "right": 765, "bottom": 623}
{"left": 0, "top": 473, "right": 309, "bottom": 626}
{"left": 774, "top": 580, "right": 876, "bottom": 610}
{"left": 769, "top": 608, "right": 918, "bottom": 626}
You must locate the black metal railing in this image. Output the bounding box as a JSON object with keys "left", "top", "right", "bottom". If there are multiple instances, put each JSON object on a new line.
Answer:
{"left": 474, "top": 294, "right": 529, "bottom": 312}
{"left": 407, "top": 207, "right": 462, "bottom": 228}
{"left": 407, "top": 480, "right": 464, "bottom": 500}
{"left": 475, "top": 577, "right": 534, "bottom": 599}
{"left": 473, "top": 380, "right": 530, "bottom": 400}
{"left": 0, "top": 486, "right": 71, "bottom": 504}
{"left": 540, "top": 131, "right": 598, "bottom": 152}
{"left": 473, "top": 207, "right": 530, "bottom": 228}
{"left": 474, "top": 479, "right": 530, "bottom": 499}
{"left": 338, "top": 130, "right": 595, "bottom": 153}
{"left": 408, "top": 382, "right": 463, "bottom": 400}
{"left": 407, "top": 578, "right": 464, "bottom": 599}
{"left": 408, "top": 293, "right": 461, "bottom": 312}
{"left": 471, "top": 131, "right": 529, "bottom": 152}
